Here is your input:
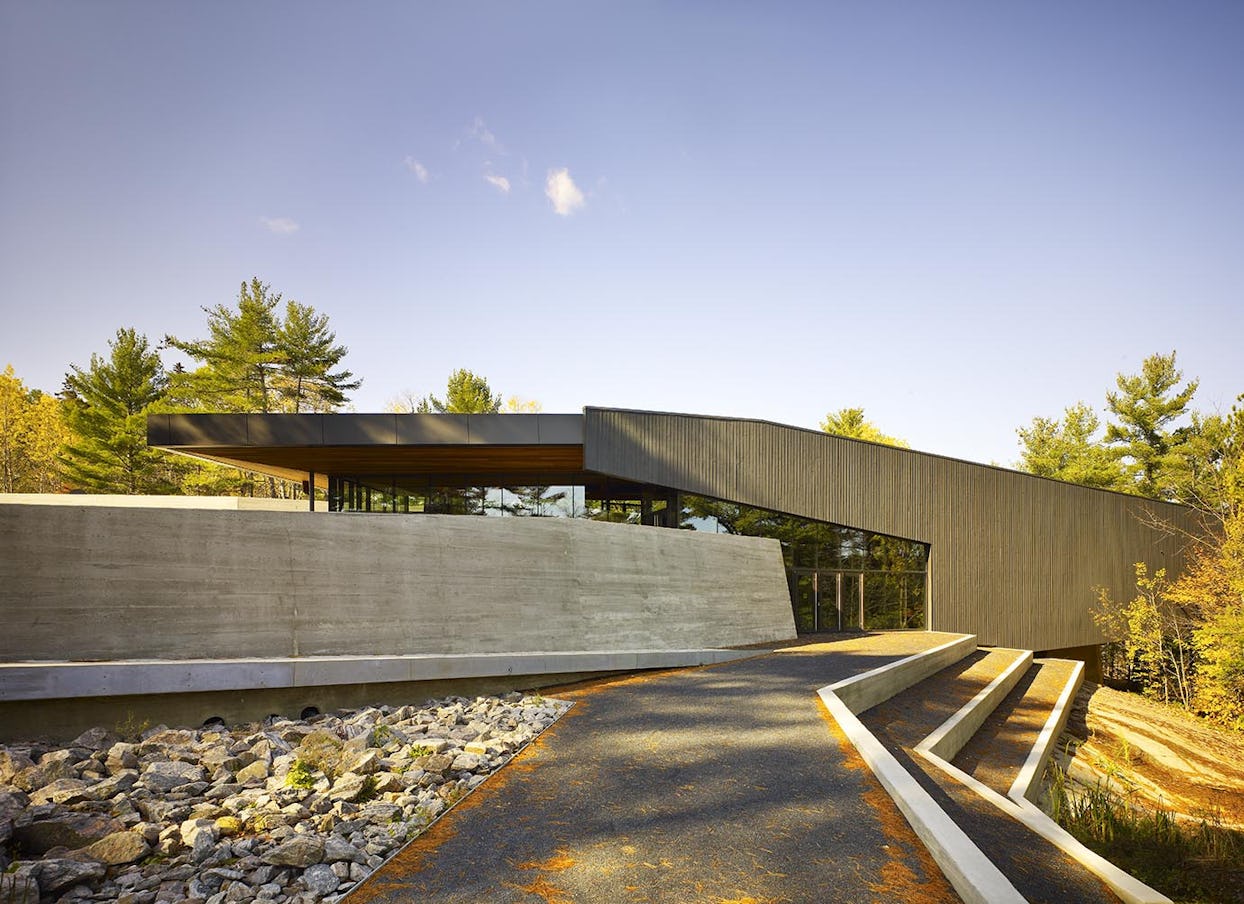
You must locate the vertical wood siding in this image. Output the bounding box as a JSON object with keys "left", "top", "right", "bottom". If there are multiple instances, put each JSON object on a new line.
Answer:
{"left": 584, "top": 408, "right": 1198, "bottom": 650}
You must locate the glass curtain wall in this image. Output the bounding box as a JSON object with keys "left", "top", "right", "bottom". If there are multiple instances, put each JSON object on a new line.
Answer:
{"left": 683, "top": 495, "right": 928, "bottom": 632}
{"left": 326, "top": 477, "right": 677, "bottom": 525}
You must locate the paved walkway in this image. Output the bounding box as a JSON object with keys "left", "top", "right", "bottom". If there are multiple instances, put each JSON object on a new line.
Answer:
{"left": 348, "top": 633, "right": 962, "bottom": 904}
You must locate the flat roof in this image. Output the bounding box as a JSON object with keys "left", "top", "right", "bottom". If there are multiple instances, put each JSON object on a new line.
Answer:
{"left": 148, "top": 412, "right": 595, "bottom": 488}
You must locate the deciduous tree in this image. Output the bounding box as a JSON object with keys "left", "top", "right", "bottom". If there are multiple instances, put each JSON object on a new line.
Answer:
{"left": 1016, "top": 402, "right": 1125, "bottom": 489}
{"left": 1167, "top": 513, "right": 1244, "bottom": 728}
{"left": 0, "top": 365, "right": 68, "bottom": 493}
{"left": 819, "top": 407, "right": 908, "bottom": 447}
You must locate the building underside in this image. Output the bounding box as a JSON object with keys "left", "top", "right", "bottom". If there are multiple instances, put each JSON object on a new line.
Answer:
{"left": 148, "top": 407, "right": 1199, "bottom": 651}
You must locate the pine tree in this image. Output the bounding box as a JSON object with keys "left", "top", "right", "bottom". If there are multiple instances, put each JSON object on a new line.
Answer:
{"left": 166, "top": 278, "right": 359, "bottom": 413}
{"left": 166, "top": 278, "right": 282, "bottom": 412}
{"left": 62, "top": 329, "right": 175, "bottom": 494}
{"left": 277, "top": 301, "right": 360, "bottom": 412}
{"left": 417, "top": 369, "right": 501, "bottom": 414}
{"left": 1105, "top": 351, "right": 1199, "bottom": 499}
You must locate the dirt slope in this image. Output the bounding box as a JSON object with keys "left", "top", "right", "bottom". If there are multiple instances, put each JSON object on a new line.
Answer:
{"left": 1061, "top": 683, "right": 1244, "bottom": 825}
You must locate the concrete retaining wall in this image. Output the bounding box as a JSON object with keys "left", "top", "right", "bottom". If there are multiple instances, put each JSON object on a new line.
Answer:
{"left": 0, "top": 505, "right": 795, "bottom": 664}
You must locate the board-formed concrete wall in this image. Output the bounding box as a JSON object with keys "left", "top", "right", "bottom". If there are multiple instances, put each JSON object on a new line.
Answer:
{"left": 0, "top": 504, "right": 795, "bottom": 663}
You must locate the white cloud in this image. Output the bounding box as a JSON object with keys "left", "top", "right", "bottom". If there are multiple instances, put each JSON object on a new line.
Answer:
{"left": 545, "top": 168, "right": 585, "bottom": 216}
{"left": 404, "top": 156, "right": 429, "bottom": 183}
{"left": 470, "top": 116, "right": 504, "bottom": 153}
{"left": 260, "top": 217, "right": 299, "bottom": 235}
{"left": 483, "top": 173, "right": 511, "bottom": 194}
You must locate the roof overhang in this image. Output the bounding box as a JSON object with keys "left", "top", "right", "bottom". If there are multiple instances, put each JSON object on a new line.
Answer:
{"left": 148, "top": 412, "right": 600, "bottom": 490}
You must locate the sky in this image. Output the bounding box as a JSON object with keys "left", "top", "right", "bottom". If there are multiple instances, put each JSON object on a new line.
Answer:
{"left": 2, "top": 1, "right": 1241, "bottom": 467}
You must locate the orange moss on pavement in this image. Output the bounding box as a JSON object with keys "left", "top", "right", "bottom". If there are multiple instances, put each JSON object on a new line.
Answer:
{"left": 346, "top": 702, "right": 582, "bottom": 902}
{"left": 817, "top": 698, "right": 959, "bottom": 904}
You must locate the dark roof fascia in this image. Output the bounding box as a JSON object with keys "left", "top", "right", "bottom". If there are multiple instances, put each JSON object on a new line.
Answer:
{"left": 148, "top": 412, "right": 584, "bottom": 449}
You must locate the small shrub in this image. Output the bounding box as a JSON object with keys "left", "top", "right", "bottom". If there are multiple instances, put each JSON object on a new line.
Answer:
{"left": 115, "top": 712, "right": 150, "bottom": 742}
{"left": 284, "top": 759, "right": 316, "bottom": 790}
{"left": 408, "top": 744, "right": 433, "bottom": 759}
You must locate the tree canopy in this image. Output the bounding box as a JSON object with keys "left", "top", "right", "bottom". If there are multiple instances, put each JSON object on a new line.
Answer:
{"left": 416, "top": 369, "right": 501, "bottom": 414}
{"left": 1105, "top": 351, "right": 1199, "bottom": 500}
{"left": 166, "top": 278, "right": 358, "bottom": 413}
{"left": 819, "top": 407, "right": 908, "bottom": 447}
{"left": 0, "top": 364, "right": 66, "bottom": 493}
{"left": 61, "top": 328, "right": 177, "bottom": 494}
{"left": 1016, "top": 402, "right": 1125, "bottom": 489}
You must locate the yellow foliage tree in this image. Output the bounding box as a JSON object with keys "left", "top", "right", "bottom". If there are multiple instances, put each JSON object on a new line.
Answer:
{"left": 819, "top": 407, "right": 908, "bottom": 447}
{"left": 0, "top": 364, "right": 68, "bottom": 493}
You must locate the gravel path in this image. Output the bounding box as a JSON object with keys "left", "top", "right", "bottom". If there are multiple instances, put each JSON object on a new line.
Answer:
{"left": 349, "top": 633, "right": 962, "bottom": 904}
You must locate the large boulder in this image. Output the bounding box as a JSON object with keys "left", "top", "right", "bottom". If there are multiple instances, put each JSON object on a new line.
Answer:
{"left": 0, "top": 788, "right": 30, "bottom": 846}
{"left": 301, "top": 862, "right": 340, "bottom": 896}
{"left": 0, "top": 863, "right": 39, "bottom": 904}
{"left": 141, "top": 760, "right": 205, "bottom": 792}
{"left": 261, "top": 834, "right": 324, "bottom": 868}
{"left": 29, "top": 777, "right": 89, "bottom": 806}
{"left": 12, "top": 811, "right": 125, "bottom": 855}
{"left": 81, "top": 830, "right": 151, "bottom": 865}
{"left": 0, "top": 750, "right": 35, "bottom": 785}
{"left": 29, "top": 857, "right": 107, "bottom": 895}
{"left": 70, "top": 727, "right": 119, "bottom": 751}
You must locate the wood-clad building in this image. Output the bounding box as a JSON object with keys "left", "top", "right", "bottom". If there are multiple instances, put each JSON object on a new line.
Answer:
{"left": 584, "top": 409, "right": 1197, "bottom": 650}
{"left": 149, "top": 407, "right": 1199, "bottom": 651}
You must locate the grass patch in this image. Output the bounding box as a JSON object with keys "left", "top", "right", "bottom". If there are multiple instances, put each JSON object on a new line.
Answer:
{"left": 1047, "top": 763, "right": 1244, "bottom": 903}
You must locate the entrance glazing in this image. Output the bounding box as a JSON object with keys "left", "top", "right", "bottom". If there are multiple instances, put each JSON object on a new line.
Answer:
{"left": 684, "top": 495, "right": 929, "bottom": 633}
{"left": 790, "top": 568, "right": 927, "bottom": 632}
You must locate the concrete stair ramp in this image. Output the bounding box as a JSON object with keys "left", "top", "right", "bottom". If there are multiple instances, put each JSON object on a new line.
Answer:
{"left": 823, "top": 637, "right": 1175, "bottom": 904}
{"left": 908, "top": 654, "right": 1173, "bottom": 904}
{"left": 819, "top": 634, "right": 1027, "bottom": 904}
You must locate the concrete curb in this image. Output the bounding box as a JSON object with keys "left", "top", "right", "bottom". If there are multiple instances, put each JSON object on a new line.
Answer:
{"left": 917, "top": 649, "right": 1032, "bottom": 761}
{"left": 829, "top": 633, "right": 977, "bottom": 715}
{"left": 1009, "top": 659, "right": 1083, "bottom": 803}
{"left": 914, "top": 659, "right": 1172, "bottom": 904}
{"left": 0, "top": 649, "right": 757, "bottom": 701}
{"left": 819, "top": 635, "right": 1027, "bottom": 904}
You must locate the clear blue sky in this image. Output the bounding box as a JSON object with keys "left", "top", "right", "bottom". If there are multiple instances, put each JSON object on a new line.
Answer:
{"left": 2, "top": 1, "right": 1241, "bottom": 466}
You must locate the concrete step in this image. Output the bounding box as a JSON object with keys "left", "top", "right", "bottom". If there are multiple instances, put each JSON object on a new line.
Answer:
{"left": 859, "top": 646, "right": 1027, "bottom": 746}
{"left": 952, "top": 658, "right": 1080, "bottom": 798}
{"left": 859, "top": 652, "right": 1126, "bottom": 903}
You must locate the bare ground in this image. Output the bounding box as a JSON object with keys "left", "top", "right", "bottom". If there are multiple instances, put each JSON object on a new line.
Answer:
{"left": 1060, "top": 683, "right": 1244, "bottom": 826}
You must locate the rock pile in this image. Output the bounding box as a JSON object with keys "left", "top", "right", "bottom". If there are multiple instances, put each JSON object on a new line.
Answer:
{"left": 0, "top": 693, "right": 570, "bottom": 903}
